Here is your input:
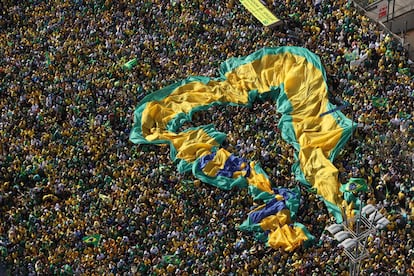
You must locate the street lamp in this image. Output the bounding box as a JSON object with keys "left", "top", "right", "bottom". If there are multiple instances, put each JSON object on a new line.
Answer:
{"left": 326, "top": 203, "right": 390, "bottom": 276}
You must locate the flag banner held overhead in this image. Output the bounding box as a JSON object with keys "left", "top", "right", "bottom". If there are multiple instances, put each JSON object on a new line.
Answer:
{"left": 240, "top": 0, "right": 281, "bottom": 27}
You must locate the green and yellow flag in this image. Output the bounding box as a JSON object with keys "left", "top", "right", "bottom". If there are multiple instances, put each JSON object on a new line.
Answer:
{"left": 340, "top": 178, "right": 368, "bottom": 193}
{"left": 130, "top": 47, "right": 357, "bottom": 251}
{"left": 45, "top": 51, "right": 51, "bottom": 67}
{"left": 83, "top": 234, "right": 101, "bottom": 247}
{"left": 372, "top": 96, "right": 388, "bottom": 108}
{"left": 162, "top": 254, "right": 181, "bottom": 265}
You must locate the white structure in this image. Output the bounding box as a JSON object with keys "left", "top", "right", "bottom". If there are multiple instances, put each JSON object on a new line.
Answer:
{"left": 326, "top": 204, "right": 390, "bottom": 276}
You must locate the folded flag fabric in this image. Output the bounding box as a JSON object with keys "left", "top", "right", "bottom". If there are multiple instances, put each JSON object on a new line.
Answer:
{"left": 218, "top": 154, "right": 250, "bottom": 178}
{"left": 193, "top": 148, "right": 249, "bottom": 190}
{"left": 273, "top": 187, "right": 300, "bottom": 219}
{"left": 268, "top": 223, "right": 313, "bottom": 252}
{"left": 82, "top": 234, "right": 101, "bottom": 247}
{"left": 199, "top": 152, "right": 216, "bottom": 169}
{"left": 249, "top": 198, "right": 287, "bottom": 224}
{"left": 199, "top": 151, "right": 250, "bottom": 178}
{"left": 340, "top": 178, "right": 368, "bottom": 193}
{"left": 130, "top": 46, "right": 357, "bottom": 251}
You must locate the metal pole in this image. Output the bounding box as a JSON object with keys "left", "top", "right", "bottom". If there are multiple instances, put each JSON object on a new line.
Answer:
{"left": 342, "top": 203, "right": 348, "bottom": 228}
{"left": 362, "top": 204, "right": 377, "bottom": 250}
{"left": 356, "top": 195, "right": 362, "bottom": 235}
{"left": 405, "top": 20, "right": 408, "bottom": 39}
{"left": 349, "top": 262, "right": 353, "bottom": 276}
{"left": 350, "top": 261, "right": 358, "bottom": 276}
{"left": 387, "top": 0, "right": 390, "bottom": 23}
{"left": 352, "top": 195, "right": 364, "bottom": 275}
{"left": 351, "top": 104, "right": 355, "bottom": 141}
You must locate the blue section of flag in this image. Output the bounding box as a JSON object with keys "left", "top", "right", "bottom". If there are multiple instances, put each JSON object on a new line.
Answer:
{"left": 199, "top": 152, "right": 216, "bottom": 169}
{"left": 273, "top": 187, "right": 296, "bottom": 200}
{"left": 273, "top": 187, "right": 301, "bottom": 219}
{"left": 249, "top": 198, "right": 286, "bottom": 224}
{"left": 217, "top": 155, "right": 250, "bottom": 178}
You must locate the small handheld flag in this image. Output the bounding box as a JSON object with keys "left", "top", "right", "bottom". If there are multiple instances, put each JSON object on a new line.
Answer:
{"left": 340, "top": 178, "right": 368, "bottom": 193}
{"left": 162, "top": 254, "right": 180, "bottom": 265}
{"left": 123, "top": 58, "right": 137, "bottom": 70}
{"left": 372, "top": 96, "right": 388, "bottom": 108}
{"left": 82, "top": 234, "right": 101, "bottom": 247}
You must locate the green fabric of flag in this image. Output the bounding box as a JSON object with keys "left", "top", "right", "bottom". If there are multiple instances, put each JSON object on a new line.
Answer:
{"left": 45, "top": 51, "right": 51, "bottom": 67}
{"left": 372, "top": 96, "right": 388, "bottom": 107}
{"left": 82, "top": 234, "right": 101, "bottom": 247}
{"left": 162, "top": 254, "right": 180, "bottom": 265}
{"left": 399, "top": 111, "right": 411, "bottom": 120}
{"left": 340, "top": 178, "right": 368, "bottom": 193}
{"left": 285, "top": 186, "right": 301, "bottom": 219}
{"left": 62, "top": 264, "right": 73, "bottom": 275}
{"left": 0, "top": 246, "right": 7, "bottom": 257}
{"left": 123, "top": 58, "right": 137, "bottom": 70}
{"left": 398, "top": 68, "right": 410, "bottom": 75}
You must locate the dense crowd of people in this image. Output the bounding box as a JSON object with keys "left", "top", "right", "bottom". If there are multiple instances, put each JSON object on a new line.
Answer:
{"left": 0, "top": 0, "right": 413, "bottom": 275}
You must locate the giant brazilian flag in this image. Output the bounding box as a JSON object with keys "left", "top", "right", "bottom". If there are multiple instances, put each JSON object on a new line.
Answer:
{"left": 130, "top": 47, "right": 356, "bottom": 251}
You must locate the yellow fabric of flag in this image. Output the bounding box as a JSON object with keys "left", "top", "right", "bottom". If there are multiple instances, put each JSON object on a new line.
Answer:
{"left": 202, "top": 148, "right": 232, "bottom": 177}
{"left": 268, "top": 224, "right": 309, "bottom": 252}
{"left": 259, "top": 209, "right": 292, "bottom": 230}
{"left": 246, "top": 161, "right": 273, "bottom": 194}
{"left": 146, "top": 128, "right": 220, "bottom": 163}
